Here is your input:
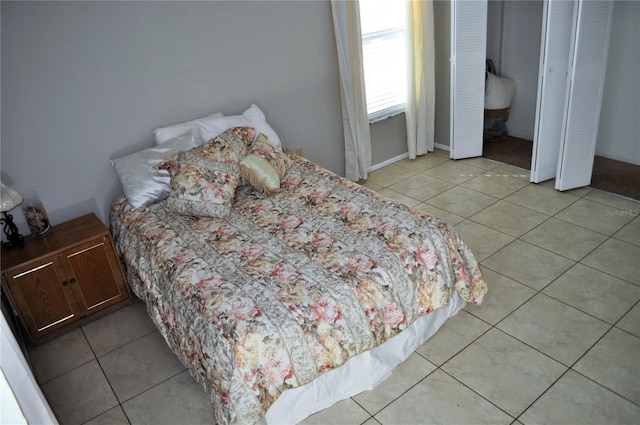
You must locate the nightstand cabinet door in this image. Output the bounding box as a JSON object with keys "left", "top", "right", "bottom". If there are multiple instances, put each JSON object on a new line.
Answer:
{"left": 1, "top": 213, "right": 131, "bottom": 344}
{"left": 61, "top": 235, "right": 129, "bottom": 314}
{"left": 3, "top": 256, "right": 81, "bottom": 340}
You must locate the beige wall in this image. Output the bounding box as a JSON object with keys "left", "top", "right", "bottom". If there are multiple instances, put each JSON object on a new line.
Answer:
{"left": 1, "top": 1, "right": 344, "bottom": 232}
{"left": 370, "top": 114, "right": 407, "bottom": 166}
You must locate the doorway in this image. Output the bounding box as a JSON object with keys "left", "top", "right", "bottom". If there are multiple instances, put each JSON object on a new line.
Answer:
{"left": 481, "top": 0, "right": 540, "bottom": 174}
{"left": 477, "top": 0, "right": 638, "bottom": 200}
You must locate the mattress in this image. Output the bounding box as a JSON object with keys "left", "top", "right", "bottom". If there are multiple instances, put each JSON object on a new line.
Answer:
{"left": 110, "top": 154, "right": 486, "bottom": 425}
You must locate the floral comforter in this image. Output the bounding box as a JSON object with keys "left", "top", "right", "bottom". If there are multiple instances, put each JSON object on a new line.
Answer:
{"left": 110, "top": 155, "right": 486, "bottom": 425}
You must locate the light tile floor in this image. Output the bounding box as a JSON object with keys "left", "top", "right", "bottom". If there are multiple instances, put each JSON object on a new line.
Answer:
{"left": 28, "top": 149, "right": 640, "bottom": 424}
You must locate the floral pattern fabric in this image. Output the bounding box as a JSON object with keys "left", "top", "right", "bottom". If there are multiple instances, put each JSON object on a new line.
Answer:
{"left": 240, "top": 133, "right": 293, "bottom": 195}
{"left": 110, "top": 154, "right": 486, "bottom": 425}
{"left": 156, "top": 127, "right": 256, "bottom": 218}
{"left": 158, "top": 154, "right": 240, "bottom": 218}
{"left": 198, "top": 126, "right": 256, "bottom": 163}
{"left": 247, "top": 133, "right": 292, "bottom": 178}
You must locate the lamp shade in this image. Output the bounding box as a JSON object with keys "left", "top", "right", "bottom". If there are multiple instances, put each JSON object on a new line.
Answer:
{"left": 1, "top": 182, "right": 24, "bottom": 212}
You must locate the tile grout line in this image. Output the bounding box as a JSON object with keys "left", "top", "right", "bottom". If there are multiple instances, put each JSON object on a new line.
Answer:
{"left": 80, "top": 325, "right": 131, "bottom": 425}
{"left": 369, "top": 155, "right": 639, "bottom": 421}
{"left": 32, "top": 151, "right": 640, "bottom": 424}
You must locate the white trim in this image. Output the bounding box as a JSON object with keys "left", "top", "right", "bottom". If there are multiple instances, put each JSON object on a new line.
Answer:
{"left": 368, "top": 152, "right": 409, "bottom": 172}
{"left": 594, "top": 151, "right": 640, "bottom": 167}
{"left": 434, "top": 142, "right": 450, "bottom": 152}
{"left": 368, "top": 146, "right": 451, "bottom": 173}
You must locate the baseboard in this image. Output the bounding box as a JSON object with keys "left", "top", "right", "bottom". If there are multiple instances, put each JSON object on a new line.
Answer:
{"left": 368, "top": 144, "right": 452, "bottom": 172}
{"left": 368, "top": 152, "right": 409, "bottom": 172}
{"left": 434, "top": 142, "right": 450, "bottom": 152}
{"left": 594, "top": 151, "right": 640, "bottom": 167}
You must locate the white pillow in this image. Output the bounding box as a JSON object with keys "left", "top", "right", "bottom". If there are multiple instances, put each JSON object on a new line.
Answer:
{"left": 153, "top": 111, "right": 223, "bottom": 145}
{"left": 197, "top": 104, "right": 282, "bottom": 148}
{"left": 485, "top": 72, "right": 516, "bottom": 110}
{"left": 111, "top": 130, "right": 199, "bottom": 209}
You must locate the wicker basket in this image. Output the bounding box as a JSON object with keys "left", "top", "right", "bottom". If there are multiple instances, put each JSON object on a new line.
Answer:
{"left": 483, "top": 107, "right": 510, "bottom": 142}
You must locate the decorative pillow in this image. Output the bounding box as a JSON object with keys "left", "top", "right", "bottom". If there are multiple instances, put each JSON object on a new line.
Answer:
{"left": 158, "top": 149, "right": 241, "bottom": 218}
{"left": 153, "top": 111, "right": 223, "bottom": 145}
{"left": 197, "top": 104, "right": 282, "bottom": 148}
{"left": 195, "top": 126, "right": 256, "bottom": 164}
{"left": 239, "top": 133, "right": 293, "bottom": 195}
{"left": 111, "top": 130, "right": 198, "bottom": 209}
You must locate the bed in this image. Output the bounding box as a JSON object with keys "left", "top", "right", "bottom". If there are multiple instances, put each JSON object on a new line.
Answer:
{"left": 109, "top": 106, "right": 486, "bottom": 425}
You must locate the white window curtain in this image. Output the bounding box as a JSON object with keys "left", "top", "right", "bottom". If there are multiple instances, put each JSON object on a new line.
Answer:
{"left": 332, "top": 0, "right": 435, "bottom": 177}
{"left": 406, "top": 0, "right": 436, "bottom": 159}
{"left": 331, "top": 0, "right": 372, "bottom": 181}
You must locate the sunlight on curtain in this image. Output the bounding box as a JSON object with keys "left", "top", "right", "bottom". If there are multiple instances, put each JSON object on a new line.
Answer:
{"left": 406, "top": 0, "right": 436, "bottom": 159}
{"left": 331, "top": 0, "right": 372, "bottom": 181}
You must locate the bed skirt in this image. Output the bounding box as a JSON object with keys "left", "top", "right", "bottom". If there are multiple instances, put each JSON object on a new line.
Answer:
{"left": 265, "top": 293, "right": 465, "bottom": 424}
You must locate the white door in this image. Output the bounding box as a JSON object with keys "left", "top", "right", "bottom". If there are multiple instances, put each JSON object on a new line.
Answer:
{"left": 450, "top": 0, "right": 487, "bottom": 159}
{"left": 556, "top": 0, "right": 614, "bottom": 191}
{"left": 531, "top": 0, "right": 577, "bottom": 183}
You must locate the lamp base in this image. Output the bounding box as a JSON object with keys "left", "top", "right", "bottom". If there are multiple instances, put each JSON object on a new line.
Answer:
{"left": 1, "top": 212, "right": 24, "bottom": 249}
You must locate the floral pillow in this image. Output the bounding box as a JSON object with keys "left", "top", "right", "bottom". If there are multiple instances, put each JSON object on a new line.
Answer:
{"left": 198, "top": 126, "right": 256, "bottom": 164}
{"left": 239, "top": 133, "right": 293, "bottom": 195}
{"left": 155, "top": 126, "right": 255, "bottom": 217}
{"left": 157, "top": 151, "right": 240, "bottom": 218}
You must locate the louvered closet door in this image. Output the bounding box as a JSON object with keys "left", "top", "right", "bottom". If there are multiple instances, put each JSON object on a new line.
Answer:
{"left": 450, "top": 0, "right": 487, "bottom": 159}
{"left": 531, "top": 0, "right": 577, "bottom": 183}
{"left": 555, "top": 0, "right": 613, "bottom": 191}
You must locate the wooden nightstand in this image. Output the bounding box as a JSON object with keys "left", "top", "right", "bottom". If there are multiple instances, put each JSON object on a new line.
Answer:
{"left": 1, "top": 213, "right": 131, "bottom": 344}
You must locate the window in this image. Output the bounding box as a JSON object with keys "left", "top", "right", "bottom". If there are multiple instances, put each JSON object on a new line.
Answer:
{"left": 360, "top": 0, "right": 408, "bottom": 123}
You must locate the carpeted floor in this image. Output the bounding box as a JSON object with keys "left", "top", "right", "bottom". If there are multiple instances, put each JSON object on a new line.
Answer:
{"left": 483, "top": 136, "right": 640, "bottom": 200}
{"left": 591, "top": 156, "right": 640, "bottom": 201}
{"left": 483, "top": 136, "right": 532, "bottom": 170}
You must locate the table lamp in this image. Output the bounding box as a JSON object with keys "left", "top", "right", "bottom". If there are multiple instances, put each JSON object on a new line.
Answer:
{"left": 1, "top": 182, "right": 25, "bottom": 249}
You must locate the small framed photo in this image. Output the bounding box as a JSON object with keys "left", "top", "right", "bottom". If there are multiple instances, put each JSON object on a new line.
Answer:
{"left": 22, "top": 201, "right": 52, "bottom": 238}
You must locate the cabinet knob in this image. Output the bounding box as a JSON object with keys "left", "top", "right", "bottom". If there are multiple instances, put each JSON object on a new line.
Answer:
{"left": 70, "top": 278, "right": 77, "bottom": 284}
{"left": 61, "top": 280, "right": 68, "bottom": 286}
